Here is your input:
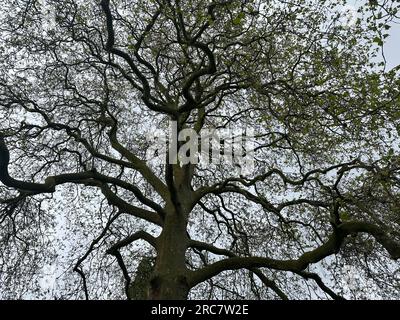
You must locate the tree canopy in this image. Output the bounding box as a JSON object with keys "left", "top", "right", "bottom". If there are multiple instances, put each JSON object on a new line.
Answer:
{"left": 0, "top": 0, "right": 399, "bottom": 300}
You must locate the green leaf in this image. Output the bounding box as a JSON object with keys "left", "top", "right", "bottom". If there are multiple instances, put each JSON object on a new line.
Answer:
{"left": 238, "top": 12, "right": 245, "bottom": 19}
{"left": 232, "top": 17, "right": 242, "bottom": 25}
{"left": 373, "top": 36, "right": 383, "bottom": 46}
{"left": 232, "top": 12, "right": 245, "bottom": 25}
{"left": 340, "top": 212, "right": 350, "bottom": 221}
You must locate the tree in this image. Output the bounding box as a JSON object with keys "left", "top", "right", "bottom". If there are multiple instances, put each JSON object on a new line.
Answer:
{"left": 0, "top": 0, "right": 399, "bottom": 300}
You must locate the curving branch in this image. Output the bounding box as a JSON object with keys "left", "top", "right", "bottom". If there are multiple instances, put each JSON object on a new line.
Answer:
{"left": 106, "top": 230, "right": 158, "bottom": 254}
{"left": 106, "top": 231, "right": 158, "bottom": 299}
{"left": 188, "top": 221, "right": 400, "bottom": 287}
{"left": 195, "top": 160, "right": 366, "bottom": 200}
{"left": 73, "top": 210, "right": 122, "bottom": 300}
{"left": 100, "top": 0, "right": 176, "bottom": 116}
{"left": 1, "top": 88, "right": 170, "bottom": 202}
{"left": 179, "top": 41, "right": 217, "bottom": 112}
{"left": 189, "top": 239, "right": 288, "bottom": 300}
{"left": 0, "top": 134, "right": 56, "bottom": 193}
{"left": 0, "top": 134, "right": 165, "bottom": 225}
{"left": 295, "top": 271, "right": 345, "bottom": 300}
{"left": 339, "top": 221, "right": 400, "bottom": 259}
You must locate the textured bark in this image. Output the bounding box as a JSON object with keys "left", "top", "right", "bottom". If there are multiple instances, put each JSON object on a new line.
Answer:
{"left": 149, "top": 212, "right": 190, "bottom": 300}
{"left": 148, "top": 165, "right": 194, "bottom": 300}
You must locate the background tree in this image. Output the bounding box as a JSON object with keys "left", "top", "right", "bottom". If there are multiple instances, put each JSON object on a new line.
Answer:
{"left": 0, "top": 0, "right": 399, "bottom": 300}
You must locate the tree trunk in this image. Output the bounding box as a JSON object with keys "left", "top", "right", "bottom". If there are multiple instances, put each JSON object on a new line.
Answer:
{"left": 146, "top": 163, "right": 195, "bottom": 300}
{"left": 148, "top": 205, "right": 191, "bottom": 300}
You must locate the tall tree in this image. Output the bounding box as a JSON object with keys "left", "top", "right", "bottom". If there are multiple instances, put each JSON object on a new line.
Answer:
{"left": 0, "top": 0, "right": 399, "bottom": 300}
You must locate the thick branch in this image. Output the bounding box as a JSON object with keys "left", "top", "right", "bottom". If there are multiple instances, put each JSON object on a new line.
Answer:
{"left": 99, "top": 184, "right": 163, "bottom": 226}
{"left": 189, "top": 240, "right": 288, "bottom": 299}
{"left": 188, "top": 221, "right": 400, "bottom": 287}
{"left": 0, "top": 134, "right": 56, "bottom": 192}
{"left": 106, "top": 230, "right": 158, "bottom": 299}
{"left": 0, "top": 135, "right": 165, "bottom": 224}
{"left": 179, "top": 41, "right": 217, "bottom": 112}
{"left": 106, "top": 230, "right": 158, "bottom": 253}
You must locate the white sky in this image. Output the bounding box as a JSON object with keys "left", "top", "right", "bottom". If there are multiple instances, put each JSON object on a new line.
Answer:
{"left": 347, "top": 0, "right": 400, "bottom": 70}
{"left": 384, "top": 22, "right": 400, "bottom": 70}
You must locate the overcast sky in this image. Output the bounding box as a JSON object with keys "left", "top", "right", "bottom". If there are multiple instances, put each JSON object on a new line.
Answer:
{"left": 385, "top": 22, "right": 400, "bottom": 70}
{"left": 347, "top": 0, "right": 400, "bottom": 70}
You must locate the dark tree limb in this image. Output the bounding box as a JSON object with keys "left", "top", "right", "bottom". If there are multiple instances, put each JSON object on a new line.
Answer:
{"left": 73, "top": 210, "right": 122, "bottom": 300}
{"left": 0, "top": 134, "right": 56, "bottom": 193}
{"left": 188, "top": 221, "right": 400, "bottom": 287}
{"left": 0, "top": 134, "right": 165, "bottom": 225}
{"left": 189, "top": 240, "right": 288, "bottom": 300}
{"left": 295, "top": 271, "right": 346, "bottom": 301}
{"left": 106, "top": 231, "right": 158, "bottom": 253}
{"left": 106, "top": 231, "right": 158, "bottom": 299}
{"left": 100, "top": 0, "right": 176, "bottom": 116}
